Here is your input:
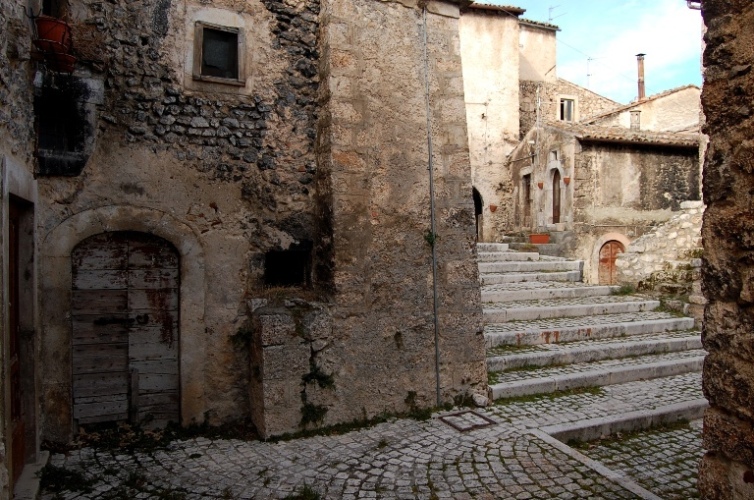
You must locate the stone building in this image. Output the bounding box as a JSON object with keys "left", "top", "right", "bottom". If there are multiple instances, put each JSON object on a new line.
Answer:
{"left": 698, "top": 1, "right": 754, "bottom": 497}
{"left": 505, "top": 82, "right": 703, "bottom": 284}
{"left": 0, "top": 0, "right": 487, "bottom": 491}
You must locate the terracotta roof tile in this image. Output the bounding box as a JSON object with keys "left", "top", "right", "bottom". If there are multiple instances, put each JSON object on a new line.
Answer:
{"left": 467, "top": 2, "right": 526, "bottom": 15}
{"left": 545, "top": 122, "right": 699, "bottom": 148}
{"left": 519, "top": 18, "right": 560, "bottom": 31}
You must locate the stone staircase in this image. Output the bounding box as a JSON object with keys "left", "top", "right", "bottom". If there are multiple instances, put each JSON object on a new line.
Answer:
{"left": 479, "top": 243, "right": 704, "bottom": 401}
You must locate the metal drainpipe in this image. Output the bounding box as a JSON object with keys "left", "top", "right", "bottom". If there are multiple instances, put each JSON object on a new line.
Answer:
{"left": 422, "top": 6, "right": 442, "bottom": 407}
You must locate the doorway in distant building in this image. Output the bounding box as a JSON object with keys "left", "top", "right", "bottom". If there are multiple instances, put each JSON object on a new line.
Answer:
{"left": 598, "top": 240, "right": 625, "bottom": 285}
{"left": 473, "top": 187, "right": 483, "bottom": 240}
{"left": 552, "top": 170, "right": 561, "bottom": 224}
{"left": 8, "top": 196, "right": 35, "bottom": 485}
{"left": 71, "top": 232, "right": 180, "bottom": 427}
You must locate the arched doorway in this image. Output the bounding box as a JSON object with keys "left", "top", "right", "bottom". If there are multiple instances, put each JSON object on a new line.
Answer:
{"left": 71, "top": 232, "right": 180, "bottom": 427}
{"left": 552, "top": 170, "right": 561, "bottom": 224}
{"left": 473, "top": 187, "right": 483, "bottom": 240}
{"left": 598, "top": 240, "right": 625, "bottom": 285}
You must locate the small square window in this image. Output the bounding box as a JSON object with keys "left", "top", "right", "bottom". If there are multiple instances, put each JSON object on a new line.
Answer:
{"left": 559, "top": 98, "right": 575, "bottom": 121}
{"left": 193, "top": 22, "right": 245, "bottom": 86}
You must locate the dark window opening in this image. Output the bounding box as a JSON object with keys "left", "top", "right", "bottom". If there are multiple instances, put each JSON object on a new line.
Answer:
{"left": 37, "top": 92, "right": 81, "bottom": 153}
{"left": 264, "top": 241, "right": 312, "bottom": 288}
{"left": 42, "top": 0, "right": 63, "bottom": 16}
{"left": 201, "top": 28, "right": 239, "bottom": 80}
{"left": 472, "top": 187, "right": 483, "bottom": 240}
{"left": 559, "top": 98, "right": 575, "bottom": 121}
{"left": 34, "top": 76, "right": 90, "bottom": 176}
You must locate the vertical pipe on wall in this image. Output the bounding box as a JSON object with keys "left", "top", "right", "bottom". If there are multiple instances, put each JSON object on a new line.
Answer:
{"left": 421, "top": 6, "right": 442, "bottom": 407}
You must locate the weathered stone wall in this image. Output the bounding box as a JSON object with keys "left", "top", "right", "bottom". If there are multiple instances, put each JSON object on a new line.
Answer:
{"left": 36, "top": 0, "right": 323, "bottom": 441}
{"left": 589, "top": 86, "right": 700, "bottom": 133}
{"left": 459, "top": 8, "right": 520, "bottom": 239}
{"left": 519, "top": 22, "right": 556, "bottom": 83}
{"left": 1, "top": 0, "right": 37, "bottom": 491}
{"left": 313, "top": 0, "right": 486, "bottom": 428}
{"left": 698, "top": 1, "right": 754, "bottom": 497}
{"left": 616, "top": 200, "right": 704, "bottom": 292}
{"left": 519, "top": 79, "right": 619, "bottom": 139}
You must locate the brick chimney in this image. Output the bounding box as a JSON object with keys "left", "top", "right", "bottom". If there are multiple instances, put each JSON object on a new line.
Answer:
{"left": 636, "top": 53, "right": 646, "bottom": 101}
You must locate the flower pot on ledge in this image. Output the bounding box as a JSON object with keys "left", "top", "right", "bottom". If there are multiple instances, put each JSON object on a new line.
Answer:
{"left": 34, "top": 16, "right": 72, "bottom": 54}
{"left": 529, "top": 233, "right": 550, "bottom": 244}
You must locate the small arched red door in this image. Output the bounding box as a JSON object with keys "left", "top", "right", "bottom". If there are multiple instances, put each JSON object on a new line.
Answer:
{"left": 599, "top": 241, "right": 625, "bottom": 285}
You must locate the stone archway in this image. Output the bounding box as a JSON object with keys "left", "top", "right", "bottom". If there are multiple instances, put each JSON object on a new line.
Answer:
{"left": 598, "top": 240, "right": 625, "bottom": 285}
{"left": 71, "top": 231, "right": 180, "bottom": 427}
{"left": 473, "top": 187, "right": 483, "bottom": 240}
{"left": 589, "top": 232, "right": 631, "bottom": 285}
{"left": 39, "top": 206, "right": 206, "bottom": 441}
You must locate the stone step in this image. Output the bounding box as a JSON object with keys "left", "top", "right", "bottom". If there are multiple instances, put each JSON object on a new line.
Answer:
{"left": 481, "top": 282, "right": 616, "bottom": 303}
{"left": 481, "top": 271, "right": 582, "bottom": 285}
{"left": 484, "top": 312, "right": 696, "bottom": 348}
{"left": 488, "top": 349, "right": 706, "bottom": 400}
{"left": 484, "top": 295, "right": 660, "bottom": 322}
{"left": 486, "top": 331, "right": 702, "bottom": 372}
{"left": 477, "top": 243, "right": 509, "bottom": 252}
{"left": 479, "top": 260, "right": 582, "bottom": 274}
{"left": 477, "top": 251, "right": 540, "bottom": 262}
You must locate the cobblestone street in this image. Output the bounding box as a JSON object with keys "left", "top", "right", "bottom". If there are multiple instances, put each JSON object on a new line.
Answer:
{"left": 40, "top": 373, "right": 703, "bottom": 499}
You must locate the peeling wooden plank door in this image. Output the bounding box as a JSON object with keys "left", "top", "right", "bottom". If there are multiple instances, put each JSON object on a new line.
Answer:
{"left": 72, "top": 232, "right": 179, "bottom": 426}
{"left": 598, "top": 241, "right": 624, "bottom": 285}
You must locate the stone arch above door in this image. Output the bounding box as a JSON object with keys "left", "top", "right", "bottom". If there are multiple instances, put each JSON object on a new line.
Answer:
{"left": 39, "top": 206, "right": 206, "bottom": 441}
{"left": 589, "top": 232, "right": 631, "bottom": 285}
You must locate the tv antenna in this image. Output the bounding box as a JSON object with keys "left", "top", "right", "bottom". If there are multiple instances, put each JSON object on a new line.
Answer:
{"left": 548, "top": 5, "right": 566, "bottom": 22}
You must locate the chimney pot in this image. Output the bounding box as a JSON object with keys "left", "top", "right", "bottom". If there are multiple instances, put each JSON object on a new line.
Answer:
{"left": 636, "top": 53, "right": 646, "bottom": 101}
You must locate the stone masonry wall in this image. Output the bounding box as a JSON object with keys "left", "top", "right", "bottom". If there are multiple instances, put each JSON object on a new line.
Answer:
{"left": 312, "top": 0, "right": 486, "bottom": 428}
{"left": 616, "top": 200, "right": 704, "bottom": 289}
{"left": 519, "top": 78, "right": 620, "bottom": 139}
{"left": 37, "top": 0, "right": 324, "bottom": 441}
{"left": 699, "top": 1, "right": 754, "bottom": 498}
{"left": 0, "top": 0, "right": 36, "bottom": 491}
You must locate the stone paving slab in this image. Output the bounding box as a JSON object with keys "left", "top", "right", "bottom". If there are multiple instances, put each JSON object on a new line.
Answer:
{"left": 481, "top": 283, "right": 615, "bottom": 303}
{"left": 40, "top": 374, "right": 704, "bottom": 500}
{"left": 481, "top": 270, "right": 582, "bottom": 285}
{"left": 484, "top": 297, "right": 660, "bottom": 323}
{"left": 479, "top": 260, "right": 582, "bottom": 274}
{"left": 486, "top": 331, "right": 702, "bottom": 371}
{"left": 575, "top": 420, "right": 704, "bottom": 500}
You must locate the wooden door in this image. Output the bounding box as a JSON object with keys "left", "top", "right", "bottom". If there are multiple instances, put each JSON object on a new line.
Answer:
{"left": 599, "top": 241, "right": 625, "bottom": 285}
{"left": 552, "top": 170, "right": 561, "bottom": 224}
{"left": 9, "top": 200, "right": 25, "bottom": 482}
{"left": 71, "top": 232, "right": 179, "bottom": 427}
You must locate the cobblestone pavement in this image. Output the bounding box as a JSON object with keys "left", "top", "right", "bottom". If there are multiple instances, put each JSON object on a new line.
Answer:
{"left": 40, "top": 373, "right": 703, "bottom": 499}
{"left": 576, "top": 420, "right": 703, "bottom": 500}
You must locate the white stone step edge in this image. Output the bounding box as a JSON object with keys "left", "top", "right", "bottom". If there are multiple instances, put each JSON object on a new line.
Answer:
{"left": 484, "top": 300, "right": 660, "bottom": 323}
{"left": 537, "top": 398, "right": 708, "bottom": 444}
{"left": 481, "top": 271, "right": 582, "bottom": 285}
{"left": 530, "top": 429, "right": 664, "bottom": 500}
{"left": 485, "top": 317, "right": 697, "bottom": 348}
{"left": 487, "top": 335, "right": 703, "bottom": 372}
{"left": 479, "top": 260, "right": 583, "bottom": 273}
{"left": 481, "top": 285, "right": 616, "bottom": 303}
{"left": 489, "top": 355, "right": 705, "bottom": 400}
{"left": 477, "top": 243, "right": 509, "bottom": 252}
{"left": 477, "top": 251, "right": 540, "bottom": 262}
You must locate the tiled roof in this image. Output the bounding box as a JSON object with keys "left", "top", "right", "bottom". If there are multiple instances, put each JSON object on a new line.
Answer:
{"left": 519, "top": 18, "right": 559, "bottom": 31}
{"left": 467, "top": 2, "right": 526, "bottom": 15}
{"left": 582, "top": 85, "right": 701, "bottom": 125}
{"left": 545, "top": 122, "right": 699, "bottom": 148}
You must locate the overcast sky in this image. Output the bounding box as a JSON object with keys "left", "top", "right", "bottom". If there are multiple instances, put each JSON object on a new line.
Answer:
{"left": 483, "top": 0, "right": 704, "bottom": 104}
